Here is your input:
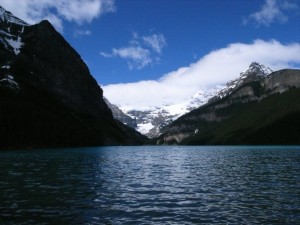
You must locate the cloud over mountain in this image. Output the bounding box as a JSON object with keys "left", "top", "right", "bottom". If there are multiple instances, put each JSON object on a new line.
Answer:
{"left": 103, "top": 39, "right": 300, "bottom": 110}
{"left": 0, "top": 0, "right": 115, "bottom": 32}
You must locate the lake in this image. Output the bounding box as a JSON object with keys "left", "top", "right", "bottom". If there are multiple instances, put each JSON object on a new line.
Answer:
{"left": 0, "top": 146, "right": 299, "bottom": 224}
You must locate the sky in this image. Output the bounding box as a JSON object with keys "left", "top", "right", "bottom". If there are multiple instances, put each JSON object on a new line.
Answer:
{"left": 1, "top": 0, "right": 300, "bottom": 109}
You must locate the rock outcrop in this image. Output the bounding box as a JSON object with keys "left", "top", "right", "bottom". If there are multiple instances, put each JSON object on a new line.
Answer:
{"left": 104, "top": 97, "right": 137, "bottom": 129}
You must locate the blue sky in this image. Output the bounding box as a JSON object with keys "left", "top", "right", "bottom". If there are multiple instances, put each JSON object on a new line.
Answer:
{"left": 1, "top": 0, "right": 300, "bottom": 108}
{"left": 66, "top": 0, "right": 300, "bottom": 85}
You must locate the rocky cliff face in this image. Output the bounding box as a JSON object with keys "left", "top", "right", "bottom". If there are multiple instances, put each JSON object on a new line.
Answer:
{"left": 13, "top": 20, "right": 112, "bottom": 119}
{"left": 264, "top": 69, "right": 300, "bottom": 93}
{"left": 104, "top": 97, "right": 137, "bottom": 129}
{"left": 0, "top": 6, "right": 146, "bottom": 149}
{"left": 156, "top": 68, "right": 300, "bottom": 145}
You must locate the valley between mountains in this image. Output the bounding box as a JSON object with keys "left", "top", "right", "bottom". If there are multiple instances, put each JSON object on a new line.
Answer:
{"left": 1, "top": 5, "right": 300, "bottom": 149}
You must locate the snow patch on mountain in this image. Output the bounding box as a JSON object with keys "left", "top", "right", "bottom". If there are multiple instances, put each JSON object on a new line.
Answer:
{"left": 1, "top": 65, "right": 10, "bottom": 69}
{"left": 5, "top": 36, "right": 23, "bottom": 54}
{"left": 137, "top": 122, "right": 154, "bottom": 134}
{"left": 0, "top": 6, "right": 27, "bottom": 55}
{"left": 0, "top": 74, "right": 20, "bottom": 91}
{"left": 0, "top": 6, "right": 28, "bottom": 26}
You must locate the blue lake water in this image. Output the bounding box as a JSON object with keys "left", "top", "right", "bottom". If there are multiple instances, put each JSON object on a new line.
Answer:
{"left": 0, "top": 146, "right": 299, "bottom": 224}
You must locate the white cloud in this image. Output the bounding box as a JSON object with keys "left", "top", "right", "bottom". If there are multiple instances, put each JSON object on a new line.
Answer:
{"left": 282, "top": 1, "right": 299, "bottom": 10}
{"left": 73, "top": 29, "right": 92, "bottom": 38}
{"left": 100, "top": 32, "right": 166, "bottom": 70}
{"left": 244, "top": 0, "right": 298, "bottom": 26}
{"left": 0, "top": 0, "right": 115, "bottom": 32}
{"left": 143, "top": 34, "right": 166, "bottom": 53}
{"left": 101, "top": 46, "right": 152, "bottom": 70}
{"left": 103, "top": 39, "right": 300, "bottom": 110}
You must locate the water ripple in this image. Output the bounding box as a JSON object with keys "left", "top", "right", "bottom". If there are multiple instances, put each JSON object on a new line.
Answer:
{"left": 0, "top": 146, "right": 299, "bottom": 224}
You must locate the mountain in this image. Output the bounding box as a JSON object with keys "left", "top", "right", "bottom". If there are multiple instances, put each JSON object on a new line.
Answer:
{"left": 155, "top": 68, "right": 300, "bottom": 145}
{"left": 104, "top": 97, "right": 137, "bottom": 129}
{"left": 0, "top": 6, "right": 146, "bottom": 149}
{"left": 212, "top": 62, "right": 273, "bottom": 100}
{"left": 107, "top": 62, "right": 273, "bottom": 138}
{"left": 121, "top": 88, "right": 221, "bottom": 138}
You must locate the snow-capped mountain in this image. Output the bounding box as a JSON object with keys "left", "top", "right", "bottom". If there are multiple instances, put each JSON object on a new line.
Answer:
{"left": 0, "top": 6, "right": 27, "bottom": 26}
{"left": 106, "top": 62, "right": 273, "bottom": 138}
{"left": 216, "top": 62, "right": 273, "bottom": 99}
{"left": 122, "top": 87, "right": 223, "bottom": 137}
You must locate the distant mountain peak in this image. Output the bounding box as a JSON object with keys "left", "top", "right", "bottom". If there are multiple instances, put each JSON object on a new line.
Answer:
{"left": 216, "top": 62, "right": 273, "bottom": 99}
{"left": 241, "top": 62, "right": 273, "bottom": 78}
{"left": 0, "top": 6, "right": 28, "bottom": 26}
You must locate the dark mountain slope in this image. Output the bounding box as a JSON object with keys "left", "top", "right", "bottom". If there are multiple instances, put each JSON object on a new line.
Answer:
{"left": 0, "top": 6, "right": 146, "bottom": 149}
{"left": 104, "top": 97, "right": 137, "bottom": 129}
{"left": 184, "top": 88, "right": 300, "bottom": 145}
{"left": 157, "top": 69, "right": 300, "bottom": 145}
{"left": 13, "top": 20, "right": 111, "bottom": 119}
